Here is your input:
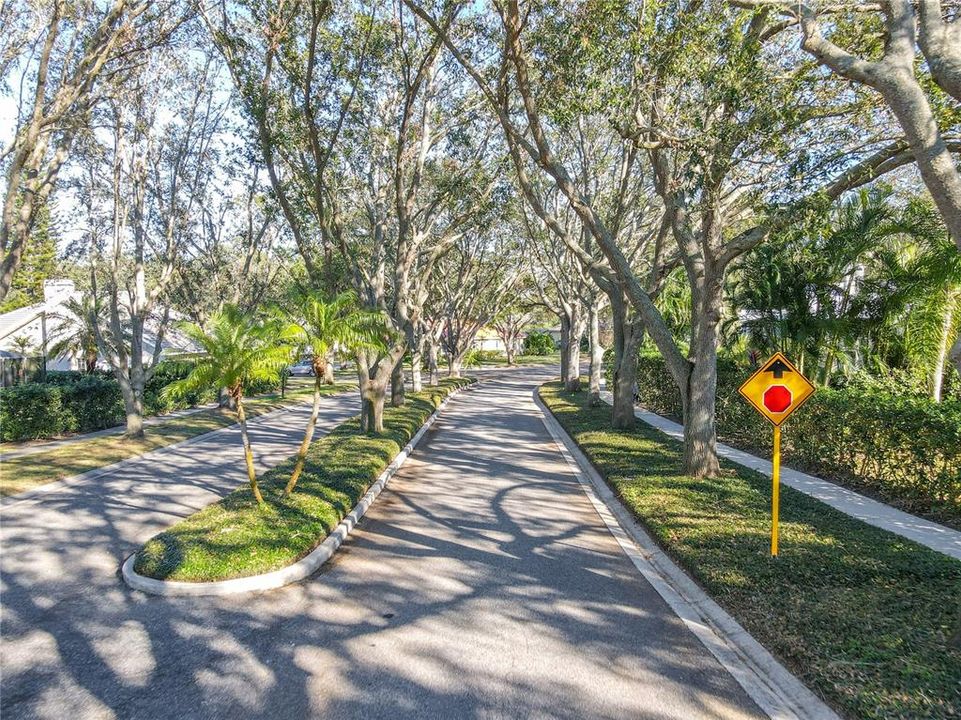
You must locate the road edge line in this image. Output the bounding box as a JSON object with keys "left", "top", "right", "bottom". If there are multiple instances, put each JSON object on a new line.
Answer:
{"left": 121, "top": 382, "right": 473, "bottom": 597}
{"left": 533, "top": 390, "right": 840, "bottom": 720}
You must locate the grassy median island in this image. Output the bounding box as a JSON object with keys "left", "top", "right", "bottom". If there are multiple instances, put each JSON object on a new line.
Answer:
{"left": 539, "top": 381, "right": 961, "bottom": 720}
{"left": 134, "top": 378, "right": 473, "bottom": 583}
{"left": 1, "top": 382, "right": 354, "bottom": 497}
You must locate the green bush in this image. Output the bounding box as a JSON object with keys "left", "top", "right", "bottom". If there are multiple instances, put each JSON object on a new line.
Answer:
{"left": 632, "top": 353, "right": 961, "bottom": 524}
{"left": 1, "top": 360, "right": 225, "bottom": 441}
{"left": 463, "top": 349, "right": 502, "bottom": 367}
{"left": 44, "top": 370, "right": 87, "bottom": 385}
{"left": 0, "top": 384, "right": 71, "bottom": 441}
{"left": 523, "top": 331, "right": 556, "bottom": 356}
{"left": 60, "top": 376, "right": 125, "bottom": 432}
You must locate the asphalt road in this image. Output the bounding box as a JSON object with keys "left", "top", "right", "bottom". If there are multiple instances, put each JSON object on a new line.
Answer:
{"left": 1, "top": 367, "right": 764, "bottom": 719}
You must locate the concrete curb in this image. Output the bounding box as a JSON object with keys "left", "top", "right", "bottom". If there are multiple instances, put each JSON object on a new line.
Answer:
{"left": 1, "top": 392, "right": 354, "bottom": 508}
{"left": 122, "top": 382, "right": 473, "bottom": 597}
{"left": 534, "top": 391, "right": 840, "bottom": 720}
{"left": 598, "top": 391, "right": 961, "bottom": 561}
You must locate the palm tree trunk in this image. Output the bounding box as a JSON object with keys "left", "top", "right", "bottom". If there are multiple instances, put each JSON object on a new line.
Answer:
{"left": 932, "top": 298, "right": 956, "bottom": 402}
{"left": 285, "top": 374, "right": 323, "bottom": 496}
{"left": 236, "top": 396, "right": 264, "bottom": 505}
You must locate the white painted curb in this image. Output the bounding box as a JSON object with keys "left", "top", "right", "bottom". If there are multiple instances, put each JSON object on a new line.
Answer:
{"left": 534, "top": 391, "right": 840, "bottom": 720}
{"left": 122, "top": 383, "right": 474, "bottom": 597}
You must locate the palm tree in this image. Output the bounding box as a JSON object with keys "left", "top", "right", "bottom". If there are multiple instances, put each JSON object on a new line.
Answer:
{"left": 164, "top": 306, "right": 295, "bottom": 505}
{"left": 49, "top": 296, "right": 102, "bottom": 373}
{"left": 283, "top": 290, "right": 385, "bottom": 496}
{"left": 893, "top": 200, "right": 961, "bottom": 401}
{"left": 9, "top": 335, "right": 34, "bottom": 382}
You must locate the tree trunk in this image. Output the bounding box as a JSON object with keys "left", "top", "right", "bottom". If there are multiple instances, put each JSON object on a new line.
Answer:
{"left": 932, "top": 298, "right": 955, "bottom": 402}
{"left": 391, "top": 357, "right": 405, "bottom": 407}
{"left": 610, "top": 299, "right": 641, "bottom": 430}
{"left": 410, "top": 347, "right": 423, "bottom": 392}
{"left": 357, "top": 348, "right": 397, "bottom": 435}
{"left": 236, "top": 396, "right": 264, "bottom": 505}
{"left": 588, "top": 303, "right": 603, "bottom": 406}
{"left": 118, "top": 377, "right": 145, "bottom": 439}
{"left": 427, "top": 339, "right": 440, "bottom": 385}
{"left": 880, "top": 79, "right": 961, "bottom": 250}
{"left": 506, "top": 340, "right": 517, "bottom": 365}
{"left": 681, "top": 280, "right": 722, "bottom": 477}
{"left": 361, "top": 385, "right": 386, "bottom": 434}
{"left": 285, "top": 374, "right": 323, "bottom": 496}
{"left": 949, "top": 333, "right": 961, "bottom": 381}
{"left": 448, "top": 355, "right": 463, "bottom": 378}
{"left": 219, "top": 387, "right": 237, "bottom": 410}
{"left": 560, "top": 309, "right": 583, "bottom": 392}
{"left": 323, "top": 357, "right": 334, "bottom": 385}
{"left": 559, "top": 314, "right": 571, "bottom": 384}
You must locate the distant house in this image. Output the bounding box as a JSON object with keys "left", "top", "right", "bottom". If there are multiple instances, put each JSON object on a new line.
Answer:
{"left": 472, "top": 327, "right": 507, "bottom": 352}
{"left": 0, "top": 279, "right": 195, "bottom": 382}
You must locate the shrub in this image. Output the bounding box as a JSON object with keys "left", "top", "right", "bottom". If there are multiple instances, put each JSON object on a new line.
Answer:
{"left": 60, "top": 376, "right": 124, "bottom": 432}
{"left": 0, "top": 384, "right": 71, "bottom": 441}
{"left": 632, "top": 353, "right": 961, "bottom": 525}
{"left": 468, "top": 349, "right": 503, "bottom": 364}
{"left": 523, "top": 331, "right": 556, "bottom": 356}
{"left": 44, "top": 370, "right": 87, "bottom": 385}
{"left": 144, "top": 360, "right": 215, "bottom": 414}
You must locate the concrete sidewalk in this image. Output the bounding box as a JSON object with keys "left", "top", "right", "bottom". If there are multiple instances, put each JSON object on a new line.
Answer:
{"left": 600, "top": 391, "right": 961, "bottom": 561}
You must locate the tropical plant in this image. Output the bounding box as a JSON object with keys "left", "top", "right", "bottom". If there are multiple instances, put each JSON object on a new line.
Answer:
{"left": 729, "top": 189, "right": 901, "bottom": 382}
{"left": 49, "top": 296, "right": 102, "bottom": 374}
{"left": 892, "top": 200, "right": 961, "bottom": 402}
{"left": 9, "top": 335, "right": 34, "bottom": 357}
{"left": 163, "top": 306, "right": 295, "bottom": 505}
{"left": 282, "top": 290, "right": 386, "bottom": 496}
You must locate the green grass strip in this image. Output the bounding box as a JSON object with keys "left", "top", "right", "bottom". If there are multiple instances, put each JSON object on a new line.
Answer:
{"left": 539, "top": 381, "right": 961, "bottom": 720}
{"left": 0, "top": 382, "right": 354, "bottom": 497}
{"left": 134, "top": 378, "right": 474, "bottom": 583}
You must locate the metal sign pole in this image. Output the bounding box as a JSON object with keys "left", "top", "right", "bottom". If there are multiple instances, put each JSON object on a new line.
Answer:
{"left": 771, "top": 425, "right": 781, "bottom": 557}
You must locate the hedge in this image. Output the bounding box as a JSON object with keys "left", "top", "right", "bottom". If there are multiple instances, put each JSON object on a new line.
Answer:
{"left": 523, "top": 331, "right": 556, "bottom": 356}
{"left": 59, "top": 377, "right": 125, "bottom": 432}
{"left": 0, "top": 360, "right": 280, "bottom": 442}
{"left": 624, "top": 353, "right": 961, "bottom": 526}
{"left": 0, "top": 384, "right": 72, "bottom": 441}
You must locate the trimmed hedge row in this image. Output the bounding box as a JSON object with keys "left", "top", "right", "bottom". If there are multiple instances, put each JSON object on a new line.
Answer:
{"left": 0, "top": 378, "right": 124, "bottom": 441}
{"left": 0, "top": 361, "right": 279, "bottom": 442}
{"left": 624, "top": 354, "right": 961, "bottom": 525}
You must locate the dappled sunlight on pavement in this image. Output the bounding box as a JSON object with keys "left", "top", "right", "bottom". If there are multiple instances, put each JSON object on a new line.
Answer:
{"left": 1, "top": 367, "right": 764, "bottom": 719}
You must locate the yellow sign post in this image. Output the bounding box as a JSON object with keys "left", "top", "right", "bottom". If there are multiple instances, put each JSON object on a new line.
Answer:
{"left": 737, "top": 352, "right": 815, "bottom": 557}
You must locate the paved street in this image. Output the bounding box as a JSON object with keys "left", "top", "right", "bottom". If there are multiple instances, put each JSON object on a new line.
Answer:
{"left": 1, "top": 367, "right": 764, "bottom": 719}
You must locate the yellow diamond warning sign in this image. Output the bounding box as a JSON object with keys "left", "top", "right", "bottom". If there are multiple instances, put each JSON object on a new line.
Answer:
{"left": 738, "top": 352, "right": 815, "bottom": 427}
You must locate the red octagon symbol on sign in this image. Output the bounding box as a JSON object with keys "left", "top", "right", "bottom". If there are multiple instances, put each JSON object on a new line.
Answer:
{"left": 763, "top": 385, "right": 792, "bottom": 413}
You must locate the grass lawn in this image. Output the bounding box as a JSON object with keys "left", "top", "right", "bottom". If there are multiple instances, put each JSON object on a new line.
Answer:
{"left": 539, "top": 381, "right": 961, "bottom": 720}
{"left": 0, "top": 383, "right": 354, "bottom": 497}
{"left": 134, "top": 377, "right": 473, "bottom": 583}
{"left": 477, "top": 352, "right": 561, "bottom": 366}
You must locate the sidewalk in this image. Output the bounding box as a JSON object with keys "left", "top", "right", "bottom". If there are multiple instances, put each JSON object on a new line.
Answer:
{"left": 600, "top": 391, "right": 961, "bottom": 561}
